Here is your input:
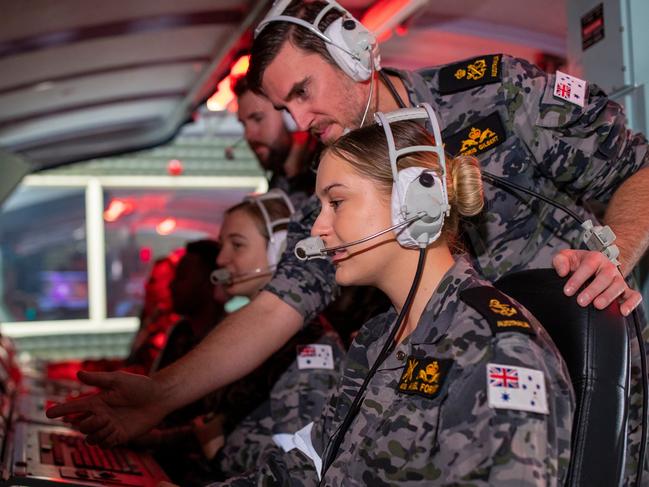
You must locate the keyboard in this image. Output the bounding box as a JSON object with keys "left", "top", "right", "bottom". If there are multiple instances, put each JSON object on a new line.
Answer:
{"left": 44, "top": 433, "right": 143, "bottom": 476}
{"left": 8, "top": 422, "right": 169, "bottom": 486}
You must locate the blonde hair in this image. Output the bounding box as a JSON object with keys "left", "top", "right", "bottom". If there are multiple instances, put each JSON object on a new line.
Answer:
{"left": 324, "top": 120, "right": 484, "bottom": 246}
{"left": 225, "top": 197, "right": 291, "bottom": 242}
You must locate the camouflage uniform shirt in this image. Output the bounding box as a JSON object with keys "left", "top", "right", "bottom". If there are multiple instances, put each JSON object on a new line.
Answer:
{"left": 263, "top": 195, "right": 336, "bottom": 323}
{"left": 222, "top": 257, "right": 574, "bottom": 486}
{"left": 399, "top": 54, "right": 648, "bottom": 486}
{"left": 394, "top": 54, "right": 648, "bottom": 278}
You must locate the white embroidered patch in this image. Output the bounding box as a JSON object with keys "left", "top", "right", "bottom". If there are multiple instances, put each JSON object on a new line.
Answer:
{"left": 487, "top": 363, "right": 549, "bottom": 415}
{"left": 297, "top": 344, "right": 334, "bottom": 370}
{"left": 553, "top": 70, "right": 588, "bottom": 108}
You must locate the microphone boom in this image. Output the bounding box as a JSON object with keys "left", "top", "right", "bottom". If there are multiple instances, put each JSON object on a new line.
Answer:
{"left": 294, "top": 213, "right": 424, "bottom": 261}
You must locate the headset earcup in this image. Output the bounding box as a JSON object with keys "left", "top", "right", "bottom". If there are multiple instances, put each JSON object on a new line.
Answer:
{"left": 392, "top": 167, "right": 445, "bottom": 248}
{"left": 281, "top": 110, "right": 297, "bottom": 132}
{"left": 324, "top": 17, "right": 374, "bottom": 81}
{"left": 267, "top": 230, "right": 288, "bottom": 267}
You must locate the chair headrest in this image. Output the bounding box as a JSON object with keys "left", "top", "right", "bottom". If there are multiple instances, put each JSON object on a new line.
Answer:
{"left": 495, "top": 268, "right": 629, "bottom": 486}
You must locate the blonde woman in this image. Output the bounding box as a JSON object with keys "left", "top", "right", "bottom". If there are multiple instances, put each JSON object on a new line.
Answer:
{"left": 222, "top": 112, "right": 574, "bottom": 486}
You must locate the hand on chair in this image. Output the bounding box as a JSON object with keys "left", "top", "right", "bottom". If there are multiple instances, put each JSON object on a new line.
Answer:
{"left": 553, "top": 249, "right": 642, "bottom": 316}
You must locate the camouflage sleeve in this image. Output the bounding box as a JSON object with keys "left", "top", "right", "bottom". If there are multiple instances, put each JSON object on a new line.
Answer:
{"left": 214, "top": 438, "right": 320, "bottom": 487}
{"left": 263, "top": 194, "right": 338, "bottom": 323}
{"left": 216, "top": 344, "right": 342, "bottom": 486}
{"left": 215, "top": 326, "right": 344, "bottom": 476}
{"left": 506, "top": 55, "right": 649, "bottom": 204}
{"left": 213, "top": 403, "right": 274, "bottom": 477}
{"left": 270, "top": 330, "right": 344, "bottom": 433}
{"left": 433, "top": 324, "right": 574, "bottom": 485}
{"left": 213, "top": 387, "right": 339, "bottom": 486}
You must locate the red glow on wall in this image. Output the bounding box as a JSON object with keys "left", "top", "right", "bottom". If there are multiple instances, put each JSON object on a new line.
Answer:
{"left": 139, "top": 247, "right": 152, "bottom": 263}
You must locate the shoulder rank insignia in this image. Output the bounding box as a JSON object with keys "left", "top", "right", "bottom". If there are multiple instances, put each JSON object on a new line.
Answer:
{"left": 444, "top": 112, "right": 506, "bottom": 157}
{"left": 397, "top": 355, "right": 453, "bottom": 399}
{"left": 553, "top": 70, "right": 588, "bottom": 108}
{"left": 438, "top": 54, "right": 502, "bottom": 95}
{"left": 460, "top": 286, "right": 535, "bottom": 336}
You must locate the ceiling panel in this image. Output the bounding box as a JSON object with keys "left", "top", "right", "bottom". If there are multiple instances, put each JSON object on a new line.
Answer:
{"left": 0, "top": 0, "right": 247, "bottom": 41}
{"left": 0, "top": 25, "right": 223, "bottom": 89}
{"left": 0, "top": 0, "right": 270, "bottom": 170}
{"left": 0, "top": 0, "right": 568, "bottom": 176}
{"left": 0, "top": 64, "right": 203, "bottom": 121}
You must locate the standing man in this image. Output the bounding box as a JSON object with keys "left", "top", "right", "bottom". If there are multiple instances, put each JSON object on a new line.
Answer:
{"left": 233, "top": 75, "right": 317, "bottom": 208}
{"left": 49, "top": 0, "right": 648, "bottom": 482}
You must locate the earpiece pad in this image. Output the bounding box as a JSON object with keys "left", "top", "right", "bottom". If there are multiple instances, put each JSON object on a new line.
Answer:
{"left": 281, "top": 110, "right": 298, "bottom": 132}
{"left": 267, "top": 229, "right": 288, "bottom": 267}
{"left": 323, "top": 17, "right": 378, "bottom": 81}
{"left": 391, "top": 167, "right": 445, "bottom": 248}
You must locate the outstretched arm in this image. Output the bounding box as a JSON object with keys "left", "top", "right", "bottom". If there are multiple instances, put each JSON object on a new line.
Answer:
{"left": 154, "top": 291, "right": 302, "bottom": 412}
{"left": 47, "top": 291, "right": 303, "bottom": 446}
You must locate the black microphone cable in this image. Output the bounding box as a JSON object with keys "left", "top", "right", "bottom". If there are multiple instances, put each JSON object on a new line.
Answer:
{"left": 629, "top": 295, "right": 648, "bottom": 487}
{"left": 483, "top": 169, "right": 647, "bottom": 486}
{"left": 481, "top": 171, "right": 584, "bottom": 224}
{"left": 319, "top": 247, "right": 427, "bottom": 482}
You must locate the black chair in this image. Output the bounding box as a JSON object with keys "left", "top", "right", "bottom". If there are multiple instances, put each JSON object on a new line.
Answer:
{"left": 495, "top": 268, "right": 629, "bottom": 487}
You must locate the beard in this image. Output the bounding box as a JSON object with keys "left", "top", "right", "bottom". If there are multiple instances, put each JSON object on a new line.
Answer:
{"left": 264, "top": 143, "right": 291, "bottom": 174}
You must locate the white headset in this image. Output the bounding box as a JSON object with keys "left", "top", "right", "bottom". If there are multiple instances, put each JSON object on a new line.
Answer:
{"left": 281, "top": 109, "right": 298, "bottom": 132}
{"left": 374, "top": 103, "right": 450, "bottom": 248}
{"left": 254, "top": 0, "right": 381, "bottom": 82}
{"left": 245, "top": 189, "right": 295, "bottom": 266}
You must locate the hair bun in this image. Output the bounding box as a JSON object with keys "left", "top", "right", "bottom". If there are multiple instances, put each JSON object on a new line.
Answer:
{"left": 449, "top": 155, "right": 484, "bottom": 217}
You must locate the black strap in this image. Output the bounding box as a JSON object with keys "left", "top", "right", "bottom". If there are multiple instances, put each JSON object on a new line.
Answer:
{"left": 379, "top": 69, "right": 407, "bottom": 109}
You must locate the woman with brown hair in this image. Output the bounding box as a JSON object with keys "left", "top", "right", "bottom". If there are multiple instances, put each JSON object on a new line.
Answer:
{"left": 206, "top": 190, "right": 344, "bottom": 480}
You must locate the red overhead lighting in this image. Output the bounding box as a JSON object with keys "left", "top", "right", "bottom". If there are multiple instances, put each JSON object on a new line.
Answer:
{"left": 139, "top": 247, "right": 152, "bottom": 263}
{"left": 361, "top": 0, "right": 427, "bottom": 42}
{"left": 156, "top": 218, "right": 177, "bottom": 235}
{"left": 231, "top": 55, "right": 250, "bottom": 76}
{"left": 104, "top": 198, "right": 134, "bottom": 222}
{"left": 167, "top": 159, "right": 184, "bottom": 176}
{"left": 207, "top": 54, "right": 251, "bottom": 112}
{"left": 396, "top": 24, "right": 409, "bottom": 36}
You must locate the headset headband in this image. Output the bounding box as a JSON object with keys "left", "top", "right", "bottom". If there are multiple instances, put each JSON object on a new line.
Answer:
{"left": 255, "top": 0, "right": 365, "bottom": 63}
{"left": 374, "top": 103, "right": 450, "bottom": 217}
{"left": 244, "top": 189, "right": 295, "bottom": 244}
